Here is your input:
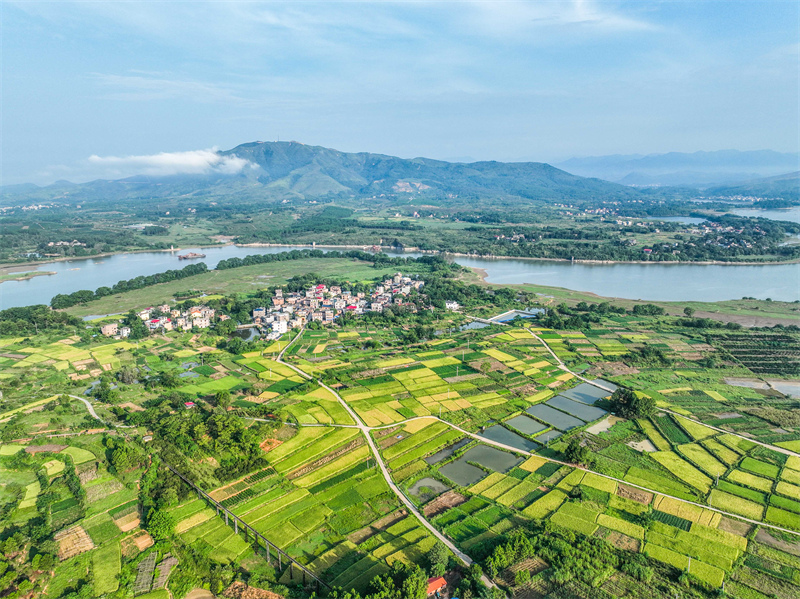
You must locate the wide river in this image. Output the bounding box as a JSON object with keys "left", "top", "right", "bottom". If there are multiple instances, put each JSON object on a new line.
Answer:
{"left": 0, "top": 244, "right": 798, "bottom": 308}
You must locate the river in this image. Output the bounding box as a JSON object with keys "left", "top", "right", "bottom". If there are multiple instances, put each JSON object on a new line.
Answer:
{"left": 0, "top": 244, "right": 797, "bottom": 308}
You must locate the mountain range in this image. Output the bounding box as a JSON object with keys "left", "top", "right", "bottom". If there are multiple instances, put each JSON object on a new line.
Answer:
{"left": 2, "top": 143, "right": 798, "bottom": 205}
{"left": 556, "top": 150, "right": 799, "bottom": 188}
{"left": 1, "top": 141, "right": 638, "bottom": 205}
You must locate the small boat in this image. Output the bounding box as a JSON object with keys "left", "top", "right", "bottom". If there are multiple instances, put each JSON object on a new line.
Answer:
{"left": 178, "top": 252, "right": 207, "bottom": 260}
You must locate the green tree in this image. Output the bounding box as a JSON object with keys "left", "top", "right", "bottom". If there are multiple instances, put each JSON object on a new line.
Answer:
{"left": 215, "top": 319, "right": 236, "bottom": 335}
{"left": 609, "top": 388, "right": 655, "bottom": 419}
{"left": 563, "top": 437, "right": 592, "bottom": 466}
{"left": 123, "top": 310, "right": 149, "bottom": 339}
{"left": 146, "top": 508, "right": 175, "bottom": 540}
{"left": 683, "top": 306, "right": 695, "bottom": 317}
{"left": 215, "top": 390, "right": 232, "bottom": 410}
{"left": 427, "top": 541, "right": 450, "bottom": 577}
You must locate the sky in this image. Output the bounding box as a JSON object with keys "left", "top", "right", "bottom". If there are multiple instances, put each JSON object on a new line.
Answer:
{"left": 2, "top": 0, "right": 799, "bottom": 184}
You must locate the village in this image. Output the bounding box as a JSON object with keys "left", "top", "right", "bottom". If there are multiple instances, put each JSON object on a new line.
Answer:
{"left": 253, "top": 272, "right": 426, "bottom": 340}
{"left": 98, "top": 272, "right": 427, "bottom": 341}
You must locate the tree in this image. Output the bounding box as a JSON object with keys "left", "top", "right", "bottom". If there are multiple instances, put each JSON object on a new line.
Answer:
{"left": 215, "top": 319, "right": 236, "bottom": 335}
{"left": 563, "top": 437, "right": 591, "bottom": 466}
{"left": 683, "top": 306, "right": 695, "bottom": 317}
{"left": 123, "top": 310, "right": 149, "bottom": 339}
{"left": 116, "top": 365, "right": 140, "bottom": 385}
{"left": 609, "top": 388, "right": 655, "bottom": 419}
{"left": 427, "top": 541, "right": 450, "bottom": 576}
{"left": 215, "top": 390, "right": 231, "bottom": 410}
{"left": 146, "top": 508, "right": 175, "bottom": 540}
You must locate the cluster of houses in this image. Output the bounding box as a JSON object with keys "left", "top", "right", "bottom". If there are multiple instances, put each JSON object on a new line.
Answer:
{"left": 100, "top": 304, "right": 222, "bottom": 337}
{"left": 252, "top": 273, "right": 425, "bottom": 340}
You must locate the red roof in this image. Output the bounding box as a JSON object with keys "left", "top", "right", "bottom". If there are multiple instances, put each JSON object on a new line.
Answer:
{"left": 184, "top": 402, "right": 195, "bottom": 407}
{"left": 347, "top": 305, "right": 357, "bottom": 310}
{"left": 427, "top": 577, "right": 446, "bottom": 595}
{"left": 316, "top": 284, "right": 325, "bottom": 289}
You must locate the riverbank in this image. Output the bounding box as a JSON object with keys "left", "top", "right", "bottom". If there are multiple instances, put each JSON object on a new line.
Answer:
{"left": 237, "top": 243, "right": 800, "bottom": 266}
{"left": 3, "top": 241, "right": 799, "bottom": 272}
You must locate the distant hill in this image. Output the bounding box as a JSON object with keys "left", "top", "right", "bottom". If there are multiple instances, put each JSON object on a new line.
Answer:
{"left": 556, "top": 150, "right": 799, "bottom": 188}
{"left": 705, "top": 171, "right": 800, "bottom": 200}
{"left": 1, "top": 141, "right": 639, "bottom": 205}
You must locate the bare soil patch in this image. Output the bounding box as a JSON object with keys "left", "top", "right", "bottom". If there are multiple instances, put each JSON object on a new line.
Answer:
{"left": 55, "top": 525, "right": 94, "bottom": 560}
{"left": 755, "top": 528, "right": 800, "bottom": 557}
{"left": 119, "top": 402, "right": 145, "bottom": 412}
{"left": 627, "top": 439, "right": 657, "bottom": 452}
{"left": 616, "top": 484, "right": 652, "bottom": 505}
{"left": 259, "top": 438, "right": 282, "bottom": 453}
{"left": 589, "top": 361, "right": 640, "bottom": 377}
{"left": 605, "top": 531, "right": 640, "bottom": 552}
{"left": 121, "top": 531, "right": 153, "bottom": 557}
{"left": 25, "top": 444, "right": 67, "bottom": 454}
{"left": 118, "top": 516, "right": 141, "bottom": 533}
{"left": 423, "top": 491, "right": 466, "bottom": 518}
{"left": 224, "top": 581, "right": 283, "bottom": 599}
{"left": 185, "top": 589, "right": 216, "bottom": 599}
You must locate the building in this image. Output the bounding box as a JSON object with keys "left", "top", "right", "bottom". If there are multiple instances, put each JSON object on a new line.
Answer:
{"left": 445, "top": 301, "right": 460, "bottom": 310}
{"left": 426, "top": 576, "right": 447, "bottom": 597}
{"left": 100, "top": 323, "right": 118, "bottom": 337}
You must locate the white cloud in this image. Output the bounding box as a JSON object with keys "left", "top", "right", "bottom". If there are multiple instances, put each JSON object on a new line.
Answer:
{"left": 86, "top": 148, "right": 255, "bottom": 178}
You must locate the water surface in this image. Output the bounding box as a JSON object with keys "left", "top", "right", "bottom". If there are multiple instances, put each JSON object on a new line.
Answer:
{"left": 1, "top": 243, "right": 798, "bottom": 307}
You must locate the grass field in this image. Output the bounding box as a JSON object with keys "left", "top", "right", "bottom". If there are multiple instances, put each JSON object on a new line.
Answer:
{"left": 708, "top": 489, "right": 764, "bottom": 520}
{"left": 92, "top": 541, "right": 120, "bottom": 595}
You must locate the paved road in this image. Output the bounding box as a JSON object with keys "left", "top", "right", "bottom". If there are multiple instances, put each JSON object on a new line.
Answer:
{"left": 69, "top": 394, "right": 101, "bottom": 420}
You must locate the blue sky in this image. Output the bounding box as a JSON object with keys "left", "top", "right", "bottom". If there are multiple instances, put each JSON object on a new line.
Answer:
{"left": 2, "top": 0, "right": 798, "bottom": 184}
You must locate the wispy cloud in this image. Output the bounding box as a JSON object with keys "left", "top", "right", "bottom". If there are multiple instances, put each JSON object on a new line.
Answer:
{"left": 91, "top": 72, "right": 246, "bottom": 103}
{"left": 86, "top": 148, "right": 255, "bottom": 177}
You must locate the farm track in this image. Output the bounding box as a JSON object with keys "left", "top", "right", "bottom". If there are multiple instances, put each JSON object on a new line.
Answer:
{"left": 276, "top": 326, "right": 496, "bottom": 588}
{"left": 275, "top": 323, "right": 800, "bottom": 545}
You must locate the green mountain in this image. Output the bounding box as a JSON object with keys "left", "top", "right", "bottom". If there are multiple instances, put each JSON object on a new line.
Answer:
{"left": 2, "top": 141, "right": 640, "bottom": 205}
{"left": 221, "top": 141, "right": 639, "bottom": 201}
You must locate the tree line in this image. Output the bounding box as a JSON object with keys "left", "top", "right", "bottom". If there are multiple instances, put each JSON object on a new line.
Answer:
{"left": 49, "top": 262, "right": 209, "bottom": 309}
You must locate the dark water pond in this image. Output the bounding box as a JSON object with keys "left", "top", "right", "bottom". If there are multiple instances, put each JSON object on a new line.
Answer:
{"left": 425, "top": 439, "right": 470, "bottom": 465}
{"left": 480, "top": 425, "right": 540, "bottom": 452}
{"left": 439, "top": 459, "right": 486, "bottom": 486}
{"left": 535, "top": 429, "right": 563, "bottom": 444}
{"left": 408, "top": 477, "right": 450, "bottom": 503}
{"left": 462, "top": 445, "right": 522, "bottom": 472}
{"left": 561, "top": 381, "right": 616, "bottom": 405}
{"left": 505, "top": 415, "right": 548, "bottom": 436}
{"left": 527, "top": 404, "right": 584, "bottom": 431}
{"left": 546, "top": 395, "right": 607, "bottom": 422}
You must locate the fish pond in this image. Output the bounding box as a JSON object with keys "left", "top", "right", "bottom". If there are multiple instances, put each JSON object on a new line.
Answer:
{"left": 480, "top": 425, "right": 540, "bottom": 452}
